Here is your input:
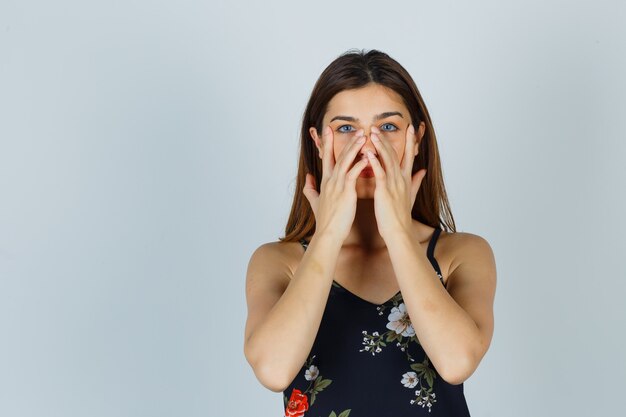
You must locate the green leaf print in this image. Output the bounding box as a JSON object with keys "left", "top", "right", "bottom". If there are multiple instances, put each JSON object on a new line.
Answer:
{"left": 405, "top": 357, "right": 438, "bottom": 411}
{"left": 410, "top": 362, "right": 427, "bottom": 374}
{"left": 299, "top": 355, "right": 334, "bottom": 408}
{"left": 386, "top": 331, "right": 399, "bottom": 343}
{"left": 315, "top": 378, "right": 332, "bottom": 391}
{"left": 425, "top": 371, "right": 434, "bottom": 388}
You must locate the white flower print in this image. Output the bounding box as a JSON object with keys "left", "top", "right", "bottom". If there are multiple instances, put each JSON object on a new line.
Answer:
{"left": 401, "top": 371, "right": 418, "bottom": 388}
{"left": 359, "top": 297, "right": 440, "bottom": 412}
{"left": 386, "top": 303, "right": 415, "bottom": 337}
{"left": 304, "top": 365, "right": 319, "bottom": 381}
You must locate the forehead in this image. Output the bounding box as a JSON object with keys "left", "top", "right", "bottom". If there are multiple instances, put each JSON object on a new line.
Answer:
{"left": 325, "top": 84, "right": 407, "bottom": 117}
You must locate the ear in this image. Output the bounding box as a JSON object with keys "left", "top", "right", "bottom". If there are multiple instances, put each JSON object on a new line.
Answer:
{"left": 309, "top": 127, "right": 323, "bottom": 159}
{"left": 414, "top": 121, "right": 426, "bottom": 155}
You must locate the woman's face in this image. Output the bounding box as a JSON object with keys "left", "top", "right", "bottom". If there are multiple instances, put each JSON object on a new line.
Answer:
{"left": 309, "top": 83, "right": 425, "bottom": 195}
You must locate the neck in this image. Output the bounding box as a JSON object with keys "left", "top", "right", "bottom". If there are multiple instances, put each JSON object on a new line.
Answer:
{"left": 343, "top": 208, "right": 384, "bottom": 251}
{"left": 341, "top": 199, "right": 420, "bottom": 251}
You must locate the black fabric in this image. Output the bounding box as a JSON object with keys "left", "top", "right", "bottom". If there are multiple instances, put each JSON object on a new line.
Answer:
{"left": 282, "top": 229, "right": 471, "bottom": 416}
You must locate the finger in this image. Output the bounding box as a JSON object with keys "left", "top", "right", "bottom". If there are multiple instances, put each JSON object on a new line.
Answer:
{"left": 402, "top": 124, "right": 416, "bottom": 177}
{"left": 336, "top": 128, "right": 365, "bottom": 176}
{"left": 304, "top": 172, "right": 318, "bottom": 195}
{"left": 410, "top": 168, "right": 428, "bottom": 203}
{"left": 370, "top": 126, "right": 399, "bottom": 177}
{"left": 321, "top": 125, "right": 334, "bottom": 174}
{"left": 303, "top": 172, "right": 319, "bottom": 213}
{"left": 366, "top": 149, "right": 385, "bottom": 185}
{"left": 345, "top": 157, "right": 371, "bottom": 185}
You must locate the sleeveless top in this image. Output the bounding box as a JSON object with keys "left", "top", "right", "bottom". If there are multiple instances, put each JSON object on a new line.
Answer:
{"left": 282, "top": 228, "right": 471, "bottom": 417}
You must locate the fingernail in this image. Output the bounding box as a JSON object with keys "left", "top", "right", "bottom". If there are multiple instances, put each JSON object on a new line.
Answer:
{"left": 371, "top": 126, "right": 380, "bottom": 134}
{"left": 371, "top": 133, "right": 379, "bottom": 142}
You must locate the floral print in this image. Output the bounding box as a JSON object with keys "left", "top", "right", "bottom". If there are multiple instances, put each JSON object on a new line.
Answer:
{"left": 360, "top": 299, "right": 421, "bottom": 363}
{"left": 304, "top": 365, "right": 319, "bottom": 381}
{"left": 411, "top": 389, "right": 437, "bottom": 412}
{"left": 386, "top": 303, "right": 416, "bottom": 337}
{"left": 401, "top": 371, "right": 419, "bottom": 388}
{"left": 283, "top": 354, "right": 351, "bottom": 417}
{"left": 285, "top": 388, "right": 308, "bottom": 417}
{"left": 285, "top": 233, "right": 471, "bottom": 415}
{"left": 407, "top": 357, "right": 438, "bottom": 412}
{"left": 360, "top": 297, "right": 439, "bottom": 413}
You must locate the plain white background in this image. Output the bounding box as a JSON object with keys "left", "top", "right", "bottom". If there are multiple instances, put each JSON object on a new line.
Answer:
{"left": 1, "top": 0, "right": 625, "bottom": 416}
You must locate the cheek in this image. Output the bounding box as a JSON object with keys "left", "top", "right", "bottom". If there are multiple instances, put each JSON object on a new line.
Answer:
{"left": 390, "top": 139, "right": 405, "bottom": 159}
{"left": 334, "top": 143, "right": 348, "bottom": 159}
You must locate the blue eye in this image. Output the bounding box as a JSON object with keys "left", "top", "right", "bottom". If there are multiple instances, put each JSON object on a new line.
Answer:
{"left": 381, "top": 123, "right": 398, "bottom": 132}
{"left": 337, "top": 125, "right": 355, "bottom": 133}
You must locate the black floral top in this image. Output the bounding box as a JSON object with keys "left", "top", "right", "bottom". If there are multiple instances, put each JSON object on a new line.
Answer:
{"left": 283, "top": 229, "right": 471, "bottom": 417}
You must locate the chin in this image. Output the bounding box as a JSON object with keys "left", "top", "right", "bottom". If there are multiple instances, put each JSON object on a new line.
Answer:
{"left": 356, "top": 187, "right": 375, "bottom": 199}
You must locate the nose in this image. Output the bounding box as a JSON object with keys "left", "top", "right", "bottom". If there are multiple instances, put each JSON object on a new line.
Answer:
{"left": 358, "top": 133, "right": 377, "bottom": 157}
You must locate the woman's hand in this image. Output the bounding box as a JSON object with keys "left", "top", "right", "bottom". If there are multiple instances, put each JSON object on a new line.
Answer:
{"left": 366, "top": 123, "right": 427, "bottom": 239}
{"left": 303, "top": 125, "right": 370, "bottom": 242}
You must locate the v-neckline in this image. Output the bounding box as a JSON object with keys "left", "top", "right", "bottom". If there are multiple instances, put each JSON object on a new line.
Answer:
{"left": 331, "top": 279, "right": 402, "bottom": 306}
{"left": 298, "top": 228, "right": 443, "bottom": 306}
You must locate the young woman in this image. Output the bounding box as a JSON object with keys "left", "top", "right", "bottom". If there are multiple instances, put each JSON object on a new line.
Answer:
{"left": 243, "top": 49, "right": 497, "bottom": 417}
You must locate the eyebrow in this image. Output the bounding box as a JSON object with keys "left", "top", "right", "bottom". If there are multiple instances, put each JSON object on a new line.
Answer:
{"left": 329, "top": 111, "right": 404, "bottom": 123}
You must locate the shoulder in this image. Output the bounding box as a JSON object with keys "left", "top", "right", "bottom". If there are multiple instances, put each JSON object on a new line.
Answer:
{"left": 443, "top": 230, "right": 493, "bottom": 252}
{"left": 247, "top": 239, "right": 304, "bottom": 280}
{"left": 443, "top": 231, "right": 497, "bottom": 286}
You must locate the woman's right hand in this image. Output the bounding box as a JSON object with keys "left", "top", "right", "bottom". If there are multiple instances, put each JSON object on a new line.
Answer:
{"left": 303, "top": 125, "right": 371, "bottom": 242}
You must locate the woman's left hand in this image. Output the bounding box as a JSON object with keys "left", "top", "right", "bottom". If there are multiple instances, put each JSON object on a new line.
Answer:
{"left": 366, "top": 123, "right": 427, "bottom": 239}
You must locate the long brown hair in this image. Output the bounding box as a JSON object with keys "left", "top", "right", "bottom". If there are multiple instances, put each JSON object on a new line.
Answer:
{"left": 278, "top": 48, "right": 456, "bottom": 243}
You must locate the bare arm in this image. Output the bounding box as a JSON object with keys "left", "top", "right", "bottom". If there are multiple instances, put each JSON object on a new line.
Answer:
{"left": 243, "top": 232, "right": 343, "bottom": 392}
{"left": 385, "top": 231, "right": 497, "bottom": 385}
